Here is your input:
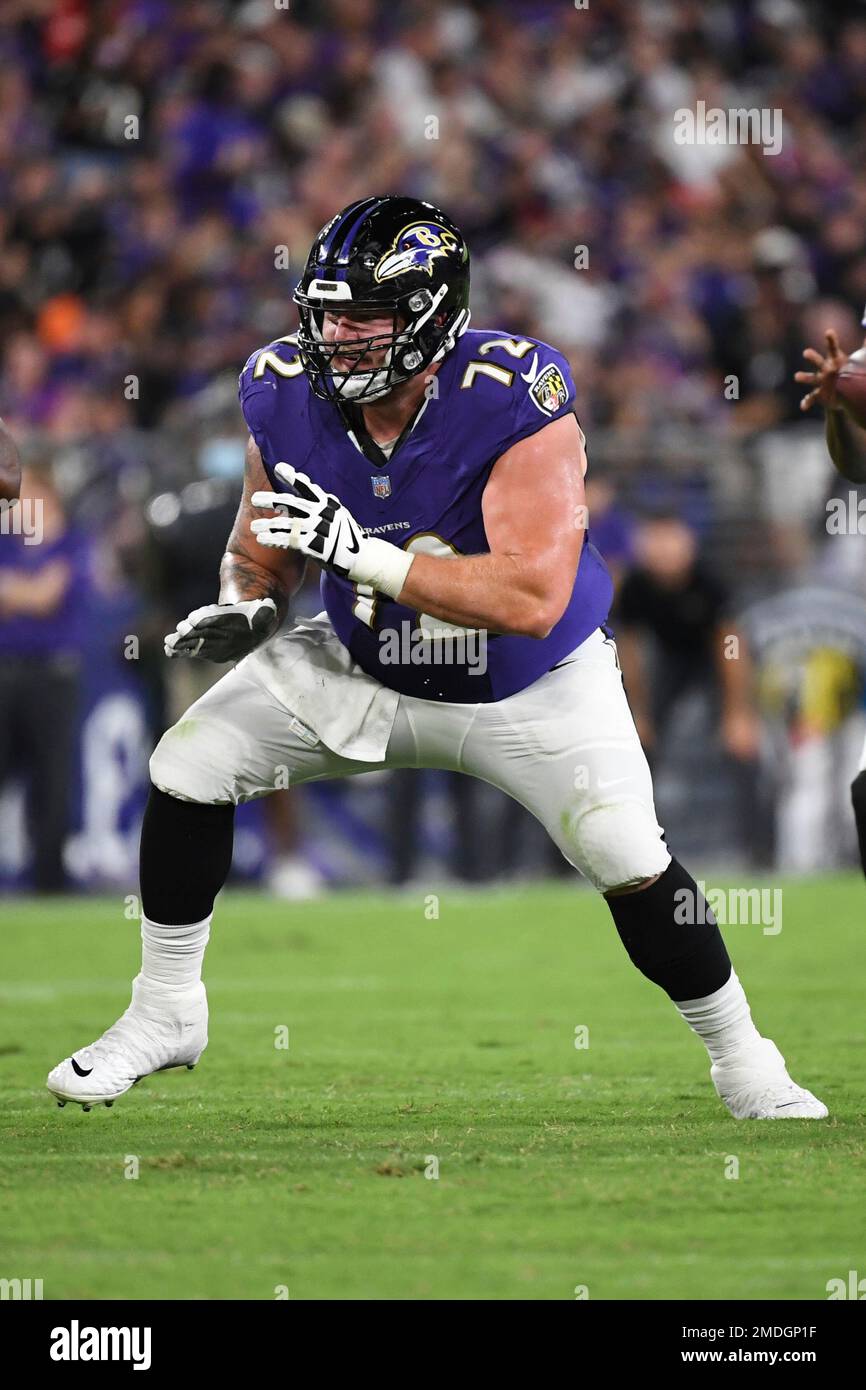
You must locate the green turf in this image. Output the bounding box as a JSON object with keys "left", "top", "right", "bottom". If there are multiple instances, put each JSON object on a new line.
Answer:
{"left": 1, "top": 875, "right": 863, "bottom": 1300}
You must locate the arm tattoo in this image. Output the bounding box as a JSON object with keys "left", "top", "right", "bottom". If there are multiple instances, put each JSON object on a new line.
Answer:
{"left": 219, "top": 549, "right": 291, "bottom": 624}
{"left": 218, "top": 465, "right": 302, "bottom": 621}
{"left": 216, "top": 434, "right": 303, "bottom": 620}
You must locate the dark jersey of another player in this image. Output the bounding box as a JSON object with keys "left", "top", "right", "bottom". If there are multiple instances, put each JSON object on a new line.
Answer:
{"left": 238, "top": 328, "right": 613, "bottom": 702}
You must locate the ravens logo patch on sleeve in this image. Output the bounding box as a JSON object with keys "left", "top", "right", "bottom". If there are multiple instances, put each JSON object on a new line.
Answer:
{"left": 529, "top": 362, "right": 569, "bottom": 416}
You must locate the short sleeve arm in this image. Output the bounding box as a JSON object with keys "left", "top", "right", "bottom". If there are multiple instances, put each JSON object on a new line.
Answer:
{"left": 238, "top": 348, "right": 279, "bottom": 456}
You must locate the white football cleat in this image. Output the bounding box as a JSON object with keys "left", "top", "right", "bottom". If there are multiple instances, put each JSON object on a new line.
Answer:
{"left": 711, "top": 1037, "right": 828, "bottom": 1119}
{"left": 47, "top": 975, "right": 207, "bottom": 1110}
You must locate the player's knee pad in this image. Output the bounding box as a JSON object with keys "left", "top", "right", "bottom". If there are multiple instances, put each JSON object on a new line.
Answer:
{"left": 563, "top": 799, "right": 671, "bottom": 893}
{"left": 149, "top": 717, "right": 240, "bottom": 805}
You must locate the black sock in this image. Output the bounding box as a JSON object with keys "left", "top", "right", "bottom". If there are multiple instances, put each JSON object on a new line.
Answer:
{"left": 605, "top": 857, "right": 731, "bottom": 1001}
{"left": 851, "top": 771, "right": 866, "bottom": 879}
{"left": 140, "top": 785, "right": 235, "bottom": 925}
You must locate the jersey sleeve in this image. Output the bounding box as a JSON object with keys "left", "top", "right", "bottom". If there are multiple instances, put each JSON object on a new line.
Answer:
{"left": 515, "top": 345, "right": 576, "bottom": 430}
{"left": 467, "top": 338, "right": 582, "bottom": 459}
{"left": 237, "top": 338, "right": 301, "bottom": 456}
{"left": 238, "top": 345, "right": 277, "bottom": 455}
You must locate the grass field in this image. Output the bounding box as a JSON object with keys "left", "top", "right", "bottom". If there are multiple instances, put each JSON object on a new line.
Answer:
{"left": 1, "top": 875, "right": 864, "bottom": 1301}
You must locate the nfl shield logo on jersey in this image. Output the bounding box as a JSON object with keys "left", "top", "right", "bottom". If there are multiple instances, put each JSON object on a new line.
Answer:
{"left": 371, "top": 474, "right": 392, "bottom": 498}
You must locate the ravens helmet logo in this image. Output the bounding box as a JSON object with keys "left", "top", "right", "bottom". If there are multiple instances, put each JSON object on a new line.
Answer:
{"left": 375, "top": 222, "right": 461, "bottom": 283}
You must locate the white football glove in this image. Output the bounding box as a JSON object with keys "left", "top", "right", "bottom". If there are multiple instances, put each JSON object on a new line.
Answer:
{"left": 164, "top": 598, "right": 278, "bottom": 661}
{"left": 250, "top": 462, "right": 414, "bottom": 599}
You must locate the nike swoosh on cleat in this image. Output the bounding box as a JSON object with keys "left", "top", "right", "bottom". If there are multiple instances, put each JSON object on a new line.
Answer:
{"left": 71, "top": 1057, "right": 93, "bottom": 1077}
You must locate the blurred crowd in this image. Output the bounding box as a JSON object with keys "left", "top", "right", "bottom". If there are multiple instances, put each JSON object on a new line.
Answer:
{"left": 3, "top": 0, "right": 866, "bottom": 891}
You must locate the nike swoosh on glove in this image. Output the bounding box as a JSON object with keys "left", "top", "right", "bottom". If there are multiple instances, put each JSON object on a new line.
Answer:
{"left": 250, "top": 463, "right": 415, "bottom": 599}
{"left": 164, "top": 598, "right": 278, "bottom": 662}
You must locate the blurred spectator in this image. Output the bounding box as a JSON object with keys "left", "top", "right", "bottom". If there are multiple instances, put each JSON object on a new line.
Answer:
{"left": 0, "top": 463, "right": 90, "bottom": 890}
{"left": 586, "top": 475, "right": 636, "bottom": 593}
{"left": 143, "top": 455, "right": 323, "bottom": 899}
{"left": 2, "top": 2, "right": 865, "bottom": 443}
{"left": 616, "top": 515, "right": 759, "bottom": 763}
{"left": 143, "top": 470, "right": 243, "bottom": 727}
{"left": 615, "top": 514, "right": 766, "bottom": 863}
{"left": 387, "top": 770, "right": 484, "bottom": 887}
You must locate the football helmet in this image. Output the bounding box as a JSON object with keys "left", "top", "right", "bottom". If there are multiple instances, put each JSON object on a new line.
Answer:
{"left": 293, "top": 194, "right": 470, "bottom": 403}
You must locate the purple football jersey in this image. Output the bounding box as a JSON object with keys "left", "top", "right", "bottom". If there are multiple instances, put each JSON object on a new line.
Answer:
{"left": 238, "top": 328, "right": 613, "bottom": 701}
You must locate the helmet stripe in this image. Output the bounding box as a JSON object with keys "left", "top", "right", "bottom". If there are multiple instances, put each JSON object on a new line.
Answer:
{"left": 334, "top": 195, "right": 389, "bottom": 269}
{"left": 319, "top": 200, "right": 368, "bottom": 261}
{"left": 322, "top": 196, "right": 392, "bottom": 282}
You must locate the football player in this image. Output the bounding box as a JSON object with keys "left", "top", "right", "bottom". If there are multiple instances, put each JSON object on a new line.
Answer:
{"left": 0, "top": 418, "right": 21, "bottom": 502}
{"left": 48, "top": 196, "right": 826, "bottom": 1119}
{"left": 796, "top": 316, "right": 866, "bottom": 876}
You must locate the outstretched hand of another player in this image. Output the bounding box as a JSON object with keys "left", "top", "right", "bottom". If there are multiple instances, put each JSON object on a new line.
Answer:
{"left": 250, "top": 463, "right": 414, "bottom": 599}
{"left": 795, "top": 329, "right": 848, "bottom": 412}
{"left": 164, "top": 598, "right": 279, "bottom": 661}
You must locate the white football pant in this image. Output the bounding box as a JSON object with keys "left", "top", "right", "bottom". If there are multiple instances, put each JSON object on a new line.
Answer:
{"left": 150, "top": 617, "right": 671, "bottom": 893}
